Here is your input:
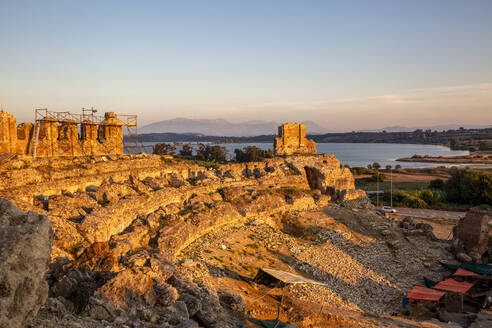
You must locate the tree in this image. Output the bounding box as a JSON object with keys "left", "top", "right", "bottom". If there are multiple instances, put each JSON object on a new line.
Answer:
{"left": 444, "top": 170, "right": 492, "bottom": 205}
{"left": 153, "top": 143, "right": 176, "bottom": 155}
{"left": 179, "top": 144, "right": 193, "bottom": 157}
{"left": 372, "top": 162, "right": 381, "bottom": 170}
{"left": 367, "top": 164, "right": 372, "bottom": 170}
{"left": 385, "top": 165, "right": 392, "bottom": 171}
{"left": 395, "top": 164, "right": 402, "bottom": 170}
{"left": 196, "top": 144, "right": 228, "bottom": 162}
{"left": 234, "top": 146, "right": 273, "bottom": 162}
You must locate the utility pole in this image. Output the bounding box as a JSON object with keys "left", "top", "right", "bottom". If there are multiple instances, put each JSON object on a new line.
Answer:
{"left": 390, "top": 168, "right": 393, "bottom": 208}
{"left": 376, "top": 169, "right": 379, "bottom": 208}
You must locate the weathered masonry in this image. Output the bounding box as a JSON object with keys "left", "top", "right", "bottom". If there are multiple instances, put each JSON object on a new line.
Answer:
{"left": 274, "top": 123, "right": 317, "bottom": 156}
{"left": 0, "top": 109, "right": 137, "bottom": 157}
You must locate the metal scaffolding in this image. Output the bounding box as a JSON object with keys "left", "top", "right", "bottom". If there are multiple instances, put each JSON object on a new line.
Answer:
{"left": 31, "top": 108, "right": 139, "bottom": 158}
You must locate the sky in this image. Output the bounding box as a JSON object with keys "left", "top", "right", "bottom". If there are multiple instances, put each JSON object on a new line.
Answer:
{"left": 0, "top": 0, "right": 491, "bottom": 131}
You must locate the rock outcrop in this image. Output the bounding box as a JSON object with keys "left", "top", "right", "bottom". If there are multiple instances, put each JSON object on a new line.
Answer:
{"left": 0, "top": 198, "right": 52, "bottom": 328}
{"left": 274, "top": 123, "right": 316, "bottom": 156}
{"left": 302, "top": 156, "right": 367, "bottom": 202}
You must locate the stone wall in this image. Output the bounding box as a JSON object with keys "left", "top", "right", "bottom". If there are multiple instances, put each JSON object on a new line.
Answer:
{"left": 0, "top": 110, "right": 124, "bottom": 157}
{"left": 274, "top": 123, "right": 317, "bottom": 155}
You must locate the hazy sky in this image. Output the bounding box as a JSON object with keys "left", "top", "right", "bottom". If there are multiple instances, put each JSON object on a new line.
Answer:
{"left": 1, "top": 0, "right": 491, "bottom": 131}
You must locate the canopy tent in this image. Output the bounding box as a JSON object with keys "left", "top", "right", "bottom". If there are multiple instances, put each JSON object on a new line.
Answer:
{"left": 433, "top": 278, "right": 474, "bottom": 294}
{"left": 453, "top": 268, "right": 480, "bottom": 277}
{"left": 254, "top": 268, "right": 327, "bottom": 287}
{"left": 440, "top": 262, "right": 492, "bottom": 275}
{"left": 406, "top": 286, "right": 445, "bottom": 301}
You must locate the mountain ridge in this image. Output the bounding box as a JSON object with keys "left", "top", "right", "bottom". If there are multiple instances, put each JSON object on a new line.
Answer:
{"left": 140, "top": 118, "right": 330, "bottom": 136}
{"left": 140, "top": 118, "right": 491, "bottom": 136}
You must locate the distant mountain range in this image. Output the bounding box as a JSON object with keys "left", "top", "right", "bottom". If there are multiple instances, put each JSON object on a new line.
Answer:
{"left": 140, "top": 118, "right": 330, "bottom": 136}
{"left": 139, "top": 118, "right": 491, "bottom": 137}
{"left": 360, "top": 124, "right": 491, "bottom": 133}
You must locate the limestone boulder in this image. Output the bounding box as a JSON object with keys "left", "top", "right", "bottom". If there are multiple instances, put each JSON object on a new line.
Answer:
{"left": 109, "top": 218, "right": 150, "bottom": 257}
{"left": 95, "top": 268, "right": 155, "bottom": 309}
{"left": 0, "top": 198, "right": 53, "bottom": 328}
{"left": 74, "top": 242, "right": 118, "bottom": 271}
{"left": 79, "top": 187, "right": 183, "bottom": 243}
{"left": 303, "top": 162, "right": 364, "bottom": 202}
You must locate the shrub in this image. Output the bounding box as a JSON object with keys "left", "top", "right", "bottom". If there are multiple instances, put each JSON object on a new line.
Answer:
{"left": 351, "top": 167, "right": 372, "bottom": 175}
{"left": 153, "top": 143, "right": 176, "bottom": 155}
{"left": 418, "top": 189, "right": 444, "bottom": 206}
{"left": 429, "top": 179, "right": 445, "bottom": 190}
{"left": 369, "top": 172, "right": 386, "bottom": 182}
{"left": 403, "top": 196, "right": 427, "bottom": 208}
{"left": 179, "top": 144, "right": 193, "bottom": 157}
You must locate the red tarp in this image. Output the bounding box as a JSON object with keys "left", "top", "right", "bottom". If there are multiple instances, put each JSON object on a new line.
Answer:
{"left": 453, "top": 268, "right": 480, "bottom": 277}
{"left": 433, "top": 278, "right": 474, "bottom": 294}
{"left": 407, "top": 286, "right": 445, "bottom": 301}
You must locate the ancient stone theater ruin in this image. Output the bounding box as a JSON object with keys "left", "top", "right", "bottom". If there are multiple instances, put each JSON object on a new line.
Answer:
{"left": 274, "top": 123, "right": 317, "bottom": 156}
{"left": 0, "top": 109, "right": 136, "bottom": 158}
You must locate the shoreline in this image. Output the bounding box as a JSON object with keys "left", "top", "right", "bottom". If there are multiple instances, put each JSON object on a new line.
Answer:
{"left": 396, "top": 152, "right": 491, "bottom": 165}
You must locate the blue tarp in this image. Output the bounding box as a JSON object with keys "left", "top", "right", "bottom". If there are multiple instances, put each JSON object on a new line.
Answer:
{"left": 460, "top": 262, "right": 492, "bottom": 275}
{"left": 424, "top": 277, "right": 438, "bottom": 288}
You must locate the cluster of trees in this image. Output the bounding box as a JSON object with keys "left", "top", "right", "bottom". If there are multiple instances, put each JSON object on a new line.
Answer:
{"left": 366, "top": 162, "right": 402, "bottom": 171}
{"left": 385, "top": 170, "right": 491, "bottom": 209}
{"left": 195, "top": 144, "right": 228, "bottom": 162}
{"left": 390, "top": 189, "right": 446, "bottom": 209}
{"left": 431, "top": 170, "right": 492, "bottom": 205}
{"left": 153, "top": 143, "right": 177, "bottom": 156}
{"left": 153, "top": 143, "right": 273, "bottom": 164}
{"left": 154, "top": 143, "right": 228, "bottom": 162}
{"left": 450, "top": 138, "right": 492, "bottom": 151}
{"left": 234, "top": 146, "right": 273, "bottom": 162}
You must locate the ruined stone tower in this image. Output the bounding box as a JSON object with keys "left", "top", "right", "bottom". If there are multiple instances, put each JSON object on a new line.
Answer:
{"left": 0, "top": 110, "right": 17, "bottom": 154}
{"left": 274, "top": 123, "right": 317, "bottom": 156}
{"left": 98, "top": 112, "right": 124, "bottom": 154}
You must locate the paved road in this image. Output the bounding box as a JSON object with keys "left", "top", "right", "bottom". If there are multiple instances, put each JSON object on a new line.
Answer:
{"left": 393, "top": 207, "right": 466, "bottom": 220}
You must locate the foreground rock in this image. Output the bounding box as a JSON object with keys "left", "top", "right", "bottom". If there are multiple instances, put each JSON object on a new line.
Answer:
{"left": 0, "top": 198, "right": 52, "bottom": 328}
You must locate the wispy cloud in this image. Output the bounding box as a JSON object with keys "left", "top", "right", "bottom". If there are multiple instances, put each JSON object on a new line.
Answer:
{"left": 241, "top": 83, "right": 492, "bottom": 110}
{"left": 226, "top": 83, "right": 492, "bottom": 130}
